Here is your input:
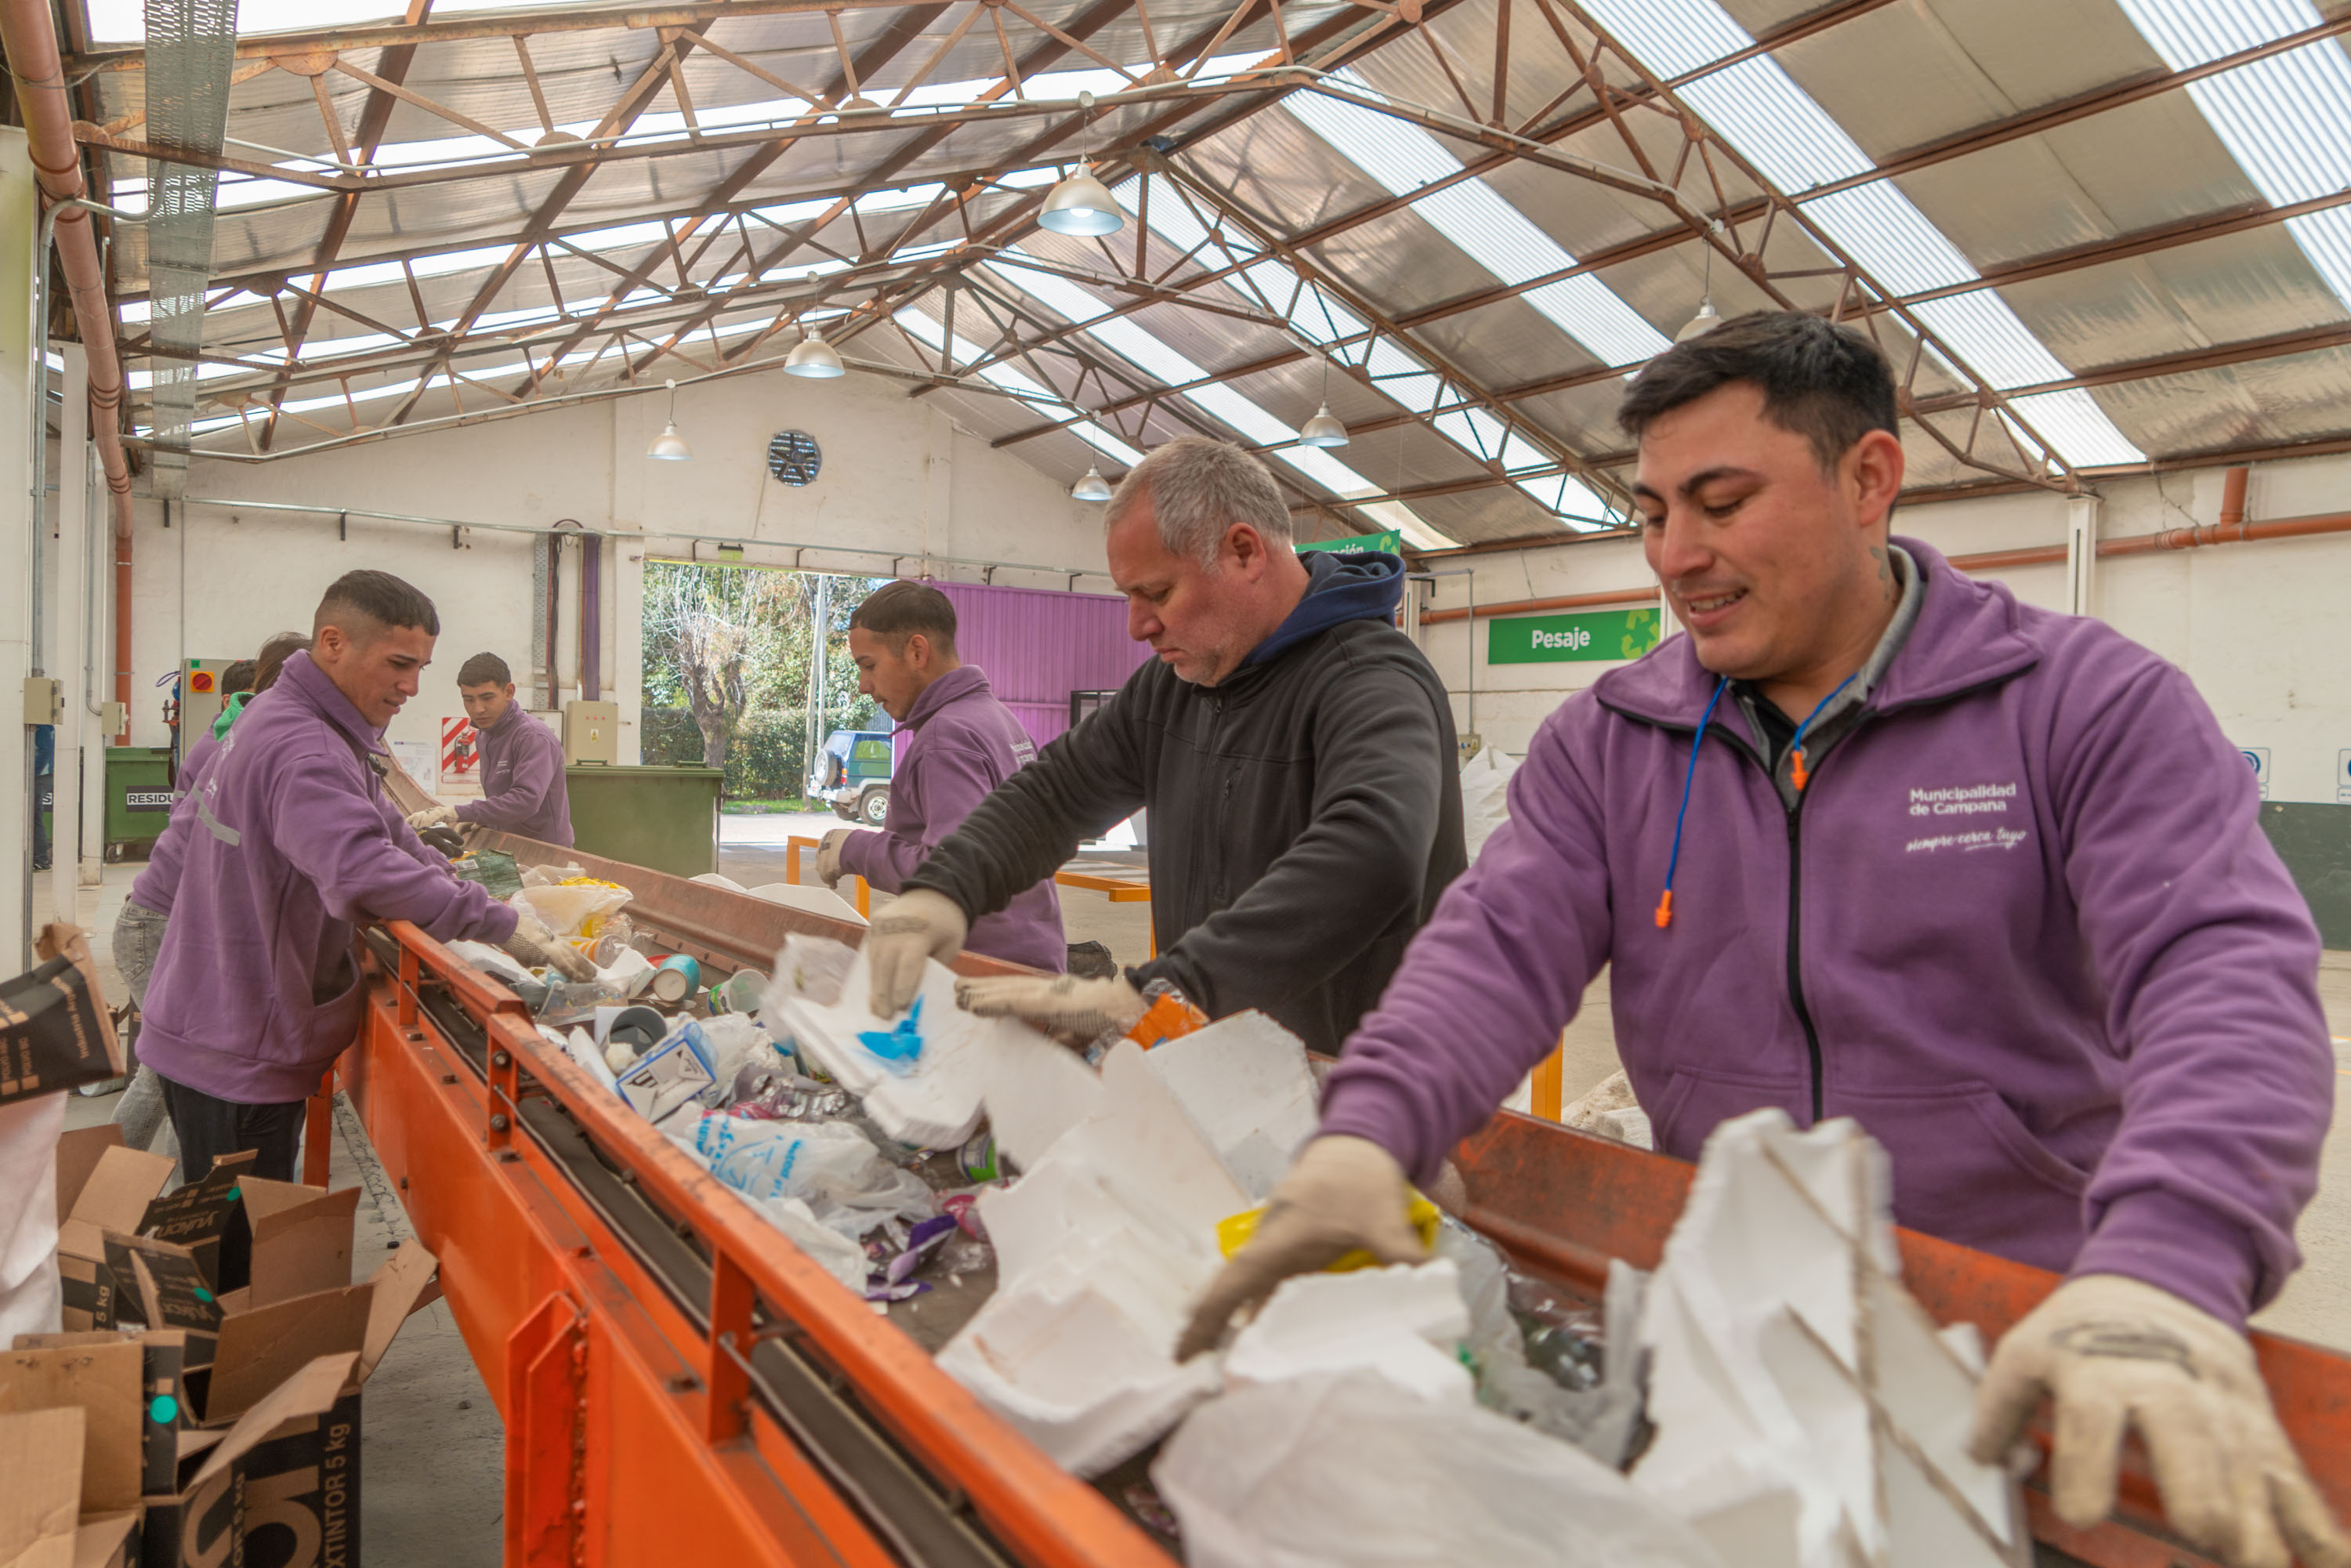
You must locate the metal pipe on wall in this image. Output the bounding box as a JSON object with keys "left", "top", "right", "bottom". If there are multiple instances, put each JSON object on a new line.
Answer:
{"left": 579, "top": 527, "right": 602, "bottom": 704}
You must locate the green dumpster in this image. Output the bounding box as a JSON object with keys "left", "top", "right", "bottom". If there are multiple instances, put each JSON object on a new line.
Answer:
{"left": 563, "top": 765, "right": 722, "bottom": 878}
{"left": 105, "top": 746, "right": 176, "bottom": 859}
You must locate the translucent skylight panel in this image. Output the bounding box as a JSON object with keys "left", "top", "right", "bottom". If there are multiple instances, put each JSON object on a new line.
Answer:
{"left": 2005, "top": 390, "right": 2146, "bottom": 466}
{"left": 1910, "top": 295, "right": 2072, "bottom": 388}
{"left": 2283, "top": 208, "right": 2351, "bottom": 302}
{"left": 1577, "top": 0, "right": 1751, "bottom": 77}
{"left": 1283, "top": 79, "right": 1670, "bottom": 367}
{"left": 1675, "top": 61, "right": 1873, "bottom": 193}
{"left": 1799, "top": 185, "right": 1977, "bottom": 295}
{"left": 2117, "top": 0, "right": 2311, "bottom": 65}
{"left": 897, "top": 306, "right": 1146, "bottom": 466}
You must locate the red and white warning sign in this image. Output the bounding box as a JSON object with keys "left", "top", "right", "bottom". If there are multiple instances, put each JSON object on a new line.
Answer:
{"left": 441, "top": 716, "right": 479, "bottom": 778}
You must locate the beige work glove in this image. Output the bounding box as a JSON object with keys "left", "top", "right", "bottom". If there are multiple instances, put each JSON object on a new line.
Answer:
{"left": 955, "top": 972, "right": 1147, "bottom": 1046}
{"left": 504, "top": 911, "right": 596, "bottom": 983}
{"left": 1969, "top": 1273, "right": 2348, "bottom": 1568}
{"left": 864, "top": 889, "right": 968, "bottom": 1017}
{"left": 816, "top": 828, "right": 855, "bottom": 889}
{"left": 1176, "top": 1135, "right": 1429, "bottom": 1362}
{"left": 407, "top": 806, "right": 459, "bottom": 831}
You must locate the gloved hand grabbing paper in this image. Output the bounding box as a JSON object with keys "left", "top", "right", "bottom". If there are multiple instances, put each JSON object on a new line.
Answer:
{"left": 816, "top": 827, "right": 855, "bottom": 889}
{"left": 864, "top": 889, "right": 968, "bottom": 1016}
{"left": 1176, "top": 1135, "right": 1429, "bottom": 1362}
{"left": 407, "top": 806, "right": 459, "bottom": 831}
{"left": 505, "top": 911, "right": 595, "bottom": 982}
{"left": 955, "top": 972, "right": 1146, "bottom": 1045}
{"left": 1969, "top": 1272, "right": 2349, "bottom": 1568}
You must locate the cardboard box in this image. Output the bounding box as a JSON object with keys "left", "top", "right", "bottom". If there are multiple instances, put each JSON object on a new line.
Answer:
{"left": 55, "top": 1135, "right": 174, "bottom": 1334}
{"left": 136, "top": 1154, "right": 257, "bottom": 1295}
{"left": 0, "top": 923, "right": 125, "bottom": 1105}
{"left": 0, "top": 1404, "right": 147, "bottom": 1568}
{"left": 12, "top": 1334, "right": 191, "bottom": 1521}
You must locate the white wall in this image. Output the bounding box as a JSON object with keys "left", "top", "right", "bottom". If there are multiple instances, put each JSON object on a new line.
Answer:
{"left": 126, "top": 365, "right": 1111, "bottom": 769}
{"left": 1418, "top": 453, "right": 2351, "bottom": 805}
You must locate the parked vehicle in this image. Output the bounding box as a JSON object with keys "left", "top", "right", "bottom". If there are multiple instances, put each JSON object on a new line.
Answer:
{"left": 810, "top": 729, "right": 894, "bottom": 824}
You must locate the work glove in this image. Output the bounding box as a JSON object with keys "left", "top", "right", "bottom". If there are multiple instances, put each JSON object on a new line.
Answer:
{"left": 407, "top": 806, "right": 459, "bottom": 831}
{"left": 1176, "top": 1135, "right": 1428, "bottom": 1362}
{"left": 864, "top": 889, "right": 968, "bottom": 1017}
{"left": 504, "top": 911, "right": 596, "bottom": 983}
{"left": 955, "top": 972, "right": 1147, "bottom": 1046}
{"left": 816, "top": 828, "right": 855, "bottom": 889}
{"left": 1969, "top": 1273, "right": 2349, "bottom": 1568}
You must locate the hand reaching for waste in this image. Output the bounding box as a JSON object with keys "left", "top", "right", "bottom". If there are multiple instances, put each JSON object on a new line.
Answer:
{"left": 1969, "top": 1273, "right": 2349, "bottom": 1568}
{"left": 1176, "top": 1135, "right": 1429, "bottom": 1362}
{"left": 954, "top": 973, "right": 1146, "bottom": 1046}
{"left": 505, "top": 911, "right": 595, "bottom": 982}
{"left": 816, "top": 827, "right": 855, "bottom": 888}
{"left": 407, "top": 806, "right": 459, "bottom": 831}
{"left": 864, "top": 889, "right": 969, "bottom": 1016}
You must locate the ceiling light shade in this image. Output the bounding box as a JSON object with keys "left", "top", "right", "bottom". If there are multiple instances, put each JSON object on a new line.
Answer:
{"left": 785, "top": 331, "right": 845, "bottom": 378}
{"left": 1072, "top": 464, "right": 1114, "bottom": 502}
{"left": 1675, "top": 299, "right": 1722, "bottom": 344}
{"left": 1040, "top": 169, "right": 1124, "bottom": 237}
{"left": 1299, "top": 403, "right": 1350, "bottom": 447}
{"left": 647, "top": 378, "right": 692, "bottom": 459}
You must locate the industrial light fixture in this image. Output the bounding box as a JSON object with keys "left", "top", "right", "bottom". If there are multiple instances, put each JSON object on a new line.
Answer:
{"left": 1041, "top": 92, "right": 1125, "bottom": 237}
{"left": 1072, "top": 463, "right": 1114, "bottom": 502}
{"left": 785, "top": 296, "right": 846, "bottom": 379}
{"left": 646, "top": 378, "right": 693, "bottom": 460}
{"left": 1298, "top": 352, "right": 1349, "bottom": 447}
{"left": 1675, "top": 298, "right": 1721, "bottom": 343}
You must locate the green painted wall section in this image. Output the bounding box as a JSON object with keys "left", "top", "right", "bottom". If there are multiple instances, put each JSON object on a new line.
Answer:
{"left": 2259, "top": 802, "right": 2351, "bottom": 950}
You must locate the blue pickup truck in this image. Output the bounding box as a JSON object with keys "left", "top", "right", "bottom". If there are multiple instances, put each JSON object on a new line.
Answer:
{"left": 809, "top": 730, "right": 896, "bottom": 825}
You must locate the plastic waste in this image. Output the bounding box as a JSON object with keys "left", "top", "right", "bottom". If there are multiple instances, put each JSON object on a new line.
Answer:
{"left": 1460, "top": 744, "right": 1523, "bottom": 862}
{"left": 671, "top": 1114, "right": 936, "bottom": 1239}
{"left": 1223, "top": 1260, "right": 1476, "bottom": 1407}
{"left": 749, "top": 1193, "right": 868, "bottom": 1296}
{"left": 1154, "top": 1368, "right": 1727, "bottom": 1568}
{"left": 614, "top": 1019, "right": 720, "bottom": 1121}
{"left": 536, "top": 978, "right": 632, "bottom": 1027}
{"left": 451, "top": 849, "right": 523, "bottom": 898}
{"left": 697, "top": 1012, "right": 787, "bottom": 1094}
{"left": 447, "top": 940, "right": 533, "bottom": 987}
{"left": 510, "top": 879, "right": 632, "bottom": 940}
{"left": 520, "top": 861, "right": 588, "bottom": 888}
{"left": 763, "top": 934, "right": 857, "bottom": 1011}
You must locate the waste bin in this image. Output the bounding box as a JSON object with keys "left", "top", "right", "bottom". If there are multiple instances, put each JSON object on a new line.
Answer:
{"left": 104, "top": 746, "right": 176, "bottom": 860}
{"left": 563, "top": 765, "right": 722, "bottom": 878}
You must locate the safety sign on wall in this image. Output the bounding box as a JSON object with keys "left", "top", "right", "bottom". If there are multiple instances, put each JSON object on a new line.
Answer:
{"left": 1488, "top": 607, "right": 1663, "bottom": 664}
{"left": 441, "top": 716, "right": 478, "bottom": 778}
{"left": 2241, "top": 747, "right": 2270, "bottom": 801}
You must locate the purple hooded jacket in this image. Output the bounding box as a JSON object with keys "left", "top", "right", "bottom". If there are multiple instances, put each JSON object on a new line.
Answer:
{"left": 455, "top": 701, "right": 573, "bottom": 846}
{"left": 1320, "top": 537, "right": 2330, "bottom": 1327}
{"left": 140, "top": 652, "right": 521, "bottom": 1103}
{"left": 835, "top": 665, "right": 1066, "bottom": 973}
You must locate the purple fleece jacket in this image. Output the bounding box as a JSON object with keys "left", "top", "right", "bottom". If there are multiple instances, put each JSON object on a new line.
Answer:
{"left": 126, "top": 726, "right": 230, "bottom": 919}
{"left": 1320, "top": 537, "right": 2330, "bottom": 1327}
{"left": 836, "top": 665, "right": 1066, "bottom": 973}
{"left": 455, "top": 701, "right": 573, "bottom": 846}
{"left": 140, "top": 653, "right": 521, "bottom": 1103}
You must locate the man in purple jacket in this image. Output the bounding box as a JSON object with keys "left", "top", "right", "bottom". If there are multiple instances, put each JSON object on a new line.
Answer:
{"left": 816, "top": 581, "right": 1065, "bottom": 973}
{"left": 405, "top": 652, "right": 572, "bottom": 846}
{"left": 141, "top": 571, "right": 586, "bottom": 1183}
{"left": 1188, "top": 314, "right": 2343, "bottom": 1568}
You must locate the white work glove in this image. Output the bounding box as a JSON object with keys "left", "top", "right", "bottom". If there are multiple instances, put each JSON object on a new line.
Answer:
{"left": 1176, "top": 1135, "right": 1428, "bottom": 1362}
{"left": 816, "top": 828, "right": 855, "bottom": 889}
{"left": 1969, "top": 1273, "right": 2349, "bottom": 1568}
{"left": 955, "top": 972, "right": 1147, "bottom": 1045}
{"left": 504, "top": 911, "right": 596, "bottom": 983}
{"left": 407, "top": 806, "right": 459, "bottom": 831}
{"left": 864, "top": 889, "right": 968, "bottom": 1017}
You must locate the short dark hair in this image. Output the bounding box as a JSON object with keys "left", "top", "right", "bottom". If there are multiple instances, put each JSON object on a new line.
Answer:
{"left": 1617, "top": 311, "right": 1898, "bottom": 473}
{"left": 253, "top": 633, "right": 309, "bottom": 693}
{"left": 849, "top": 581, "right": 958, "bottom": 657}
{"left": 219, "top": 660, "right": 258, "bottom": 697}
{"left": 458, "top": 652, "right": 512, "bottom": 689}
{"left": 313, "top": 570, "right": 439, "bottom": 643}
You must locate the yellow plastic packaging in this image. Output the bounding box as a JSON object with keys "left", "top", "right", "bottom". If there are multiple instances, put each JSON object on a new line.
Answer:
{"left": 1215, "top": 1193, "right": 1444, "bottom": 1271}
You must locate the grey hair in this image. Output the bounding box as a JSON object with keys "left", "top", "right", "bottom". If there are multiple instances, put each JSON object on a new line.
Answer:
{"left": 1104, "top": 436, "right": 1293, "bottom": 569}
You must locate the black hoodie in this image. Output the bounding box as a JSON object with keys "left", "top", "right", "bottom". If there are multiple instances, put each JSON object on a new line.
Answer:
{"left": 906, "top": 551, "right": 1466, "bottom": 1056}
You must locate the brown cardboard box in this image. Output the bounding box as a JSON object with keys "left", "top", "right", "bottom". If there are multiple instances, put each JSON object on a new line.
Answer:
{"left": 54, "top": 1136, "right": 174, "bottom": 1334}
{"left": 136, "top": 1154, "right": 255, "bottom": 1295}
{"left": 237, "top": 1186, "right": 357, "bottom": 1311}
{"left": 0, "top": 1405, "right": 147, "bottom": 1568}
{"left": 0, "top": 1342, "right": 144, "bottom": 1513}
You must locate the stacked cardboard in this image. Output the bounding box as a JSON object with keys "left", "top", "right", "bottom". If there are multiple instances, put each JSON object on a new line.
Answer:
{"left": 3, "top": 1127, "right": 437, "bottom": 1567}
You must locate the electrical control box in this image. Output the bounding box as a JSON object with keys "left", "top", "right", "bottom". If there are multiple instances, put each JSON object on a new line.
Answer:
{"left": 564, "top": 701, "right": 620, "bottom": 766}
{"left": 179, "top": 657, "right": 237, "bottom": 748}
{"left": 22, "top": 677, "right": 62, "bottom": 726}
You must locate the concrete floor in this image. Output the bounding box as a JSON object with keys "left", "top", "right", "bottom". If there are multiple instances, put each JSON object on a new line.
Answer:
{"left": 39, "top": 824, "right": 2351, "bottom": 1558}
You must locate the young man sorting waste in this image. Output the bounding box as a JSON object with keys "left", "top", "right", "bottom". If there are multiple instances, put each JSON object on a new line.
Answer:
{"left": 1188, "top": 313, "right": 2344, "bottom": 1568}
{"left": 860, "top": 436, "right": 1466, "bottom": 1058}
{"left": 813, "top": 581, "right": 1066, "bottom": 973}
{"left": 139, "top": 571, "right": 589, "bottom": 1182}
{"left": 407, "top": 651, "right": 573, "bottom": 847}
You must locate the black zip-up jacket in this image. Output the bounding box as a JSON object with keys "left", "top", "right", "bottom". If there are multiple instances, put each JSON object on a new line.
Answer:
{"left": 906, "top": 556, "right": 1466, "bottom": 1056}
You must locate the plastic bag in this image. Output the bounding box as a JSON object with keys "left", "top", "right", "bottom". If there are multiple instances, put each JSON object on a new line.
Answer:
{"left": 451, "top": 849, "right": 523, "bottom": 899}
{"left": 698, "top": 1012, "right": 788, "bottom": 1092}
{"left": 510, "top": 879, "right": 632, "bottom": 940}
{"left": 1154, "top": 1369, "right": 1724, "bottom": 1568}
{"left": 1459, "top": 746, "right": 1522, "bottom": 862}
{"left": 520, "top": 861, "right": 587, "bottom": 888}
{"left": 670, "top": 1115, "right": 936, "bottom": 1238}
{"left": 750, "top": 1194, "right": 869, "bottom": 1296}
{"left": 763, "top": 934, "right": 858, "bottom": 1012}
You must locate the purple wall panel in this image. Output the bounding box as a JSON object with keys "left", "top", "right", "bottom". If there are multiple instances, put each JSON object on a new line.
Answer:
{"left": 928, "top": 581, "right": 1150, "bottom": 748}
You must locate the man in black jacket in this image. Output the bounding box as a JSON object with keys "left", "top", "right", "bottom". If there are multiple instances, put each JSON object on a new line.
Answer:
{"left": 864, "top": 436, "right": 1467, "bottom": 1057}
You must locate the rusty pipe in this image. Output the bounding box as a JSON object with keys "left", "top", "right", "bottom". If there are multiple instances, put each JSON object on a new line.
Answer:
{"left": 5, "top": 0, "right": 139, "bottom": 734}
{"left": 1421, "top": 585, "right": 1659, "bottom": 625}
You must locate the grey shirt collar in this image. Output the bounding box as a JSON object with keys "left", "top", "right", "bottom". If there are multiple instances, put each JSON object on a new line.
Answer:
{"left": 1737, "top": 542, "right": 1924, "bottom": 800}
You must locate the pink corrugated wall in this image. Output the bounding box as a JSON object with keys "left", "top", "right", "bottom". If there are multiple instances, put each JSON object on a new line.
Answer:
{"left": 928, "top": 581, "right": 1150, "bottom": 748}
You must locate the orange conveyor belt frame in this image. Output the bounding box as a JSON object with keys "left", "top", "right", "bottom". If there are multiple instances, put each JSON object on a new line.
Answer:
{"left": 320, "top": 829, "right": 2351, "bottom": 1568}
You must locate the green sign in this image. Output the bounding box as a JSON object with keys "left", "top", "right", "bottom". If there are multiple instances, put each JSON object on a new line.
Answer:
{"left": 1298, "top": 529, "right": 1403, "bottom": 557}
{"left": 1489, "top": 607, "right": 1662, "bottom": 664}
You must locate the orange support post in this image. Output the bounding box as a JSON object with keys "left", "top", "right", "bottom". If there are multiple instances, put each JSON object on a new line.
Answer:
{"left": 786, "top": 833, "right": 868, "bottom": 914}
{"left": 1529, "top": 1038, "right": 1565, "bottom": 1121}
{"left": 302, "top": 1070, "right": 335, "bottom": 1186}
{"left": 1052, "top": 870, "right": 1155, "bottom": 957}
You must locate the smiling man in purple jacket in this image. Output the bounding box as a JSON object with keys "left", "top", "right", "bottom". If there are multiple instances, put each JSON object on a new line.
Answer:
{"left": 140, "top": 571, "right": 587, "bottom": 1185}
{"left": 1189, "top": 314, "right": 2344, "bottom": 1568}
{"left": 816, "top": 581, "right": 1066, "bottom": 973}
{"left": 406, "top": 652, "right": 573, "bottom": 846}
